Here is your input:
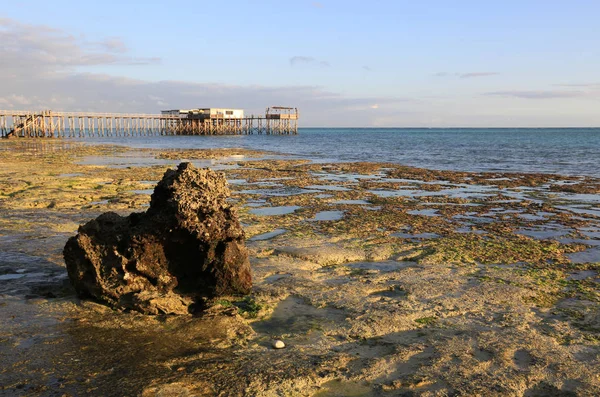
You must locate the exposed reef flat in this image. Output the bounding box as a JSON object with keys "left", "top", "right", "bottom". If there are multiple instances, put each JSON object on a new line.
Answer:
{"left": 1, "top": 141, "right": 599, "bottom": 396}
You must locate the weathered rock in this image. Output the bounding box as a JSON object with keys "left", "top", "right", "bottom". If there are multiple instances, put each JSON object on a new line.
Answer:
{"left": 63, "top": 162, "right": 252, "bottom": 314}
{"left": 272, "top": 339, "right": 286, "bottom": 349}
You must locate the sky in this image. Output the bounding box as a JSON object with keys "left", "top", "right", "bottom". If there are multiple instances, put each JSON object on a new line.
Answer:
{"left": 1, "top": 0, "right": 599, "bottom": 127}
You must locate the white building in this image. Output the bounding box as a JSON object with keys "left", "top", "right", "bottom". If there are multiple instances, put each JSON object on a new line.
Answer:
{"left": 161, "top": 108, "right": 244, "bottom": 120}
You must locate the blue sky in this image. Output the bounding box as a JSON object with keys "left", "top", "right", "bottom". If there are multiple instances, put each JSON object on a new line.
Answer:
{"left": 1, "top": 0, "right": 599, "bottom": 126}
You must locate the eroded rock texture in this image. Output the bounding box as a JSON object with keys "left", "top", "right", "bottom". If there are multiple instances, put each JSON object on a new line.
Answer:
{"left": 63, "top": 162, "right": 252, "bottom": 314}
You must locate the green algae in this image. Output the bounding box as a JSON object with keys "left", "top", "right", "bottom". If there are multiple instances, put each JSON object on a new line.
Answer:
{"left": 418, "top": 234, "right": 584, "bottom": 266}
{"left": 234, "top": 296, "right": 263, "bottom": 319}
{"left": 414, "top": 316, "right": 438, "bottom": 326}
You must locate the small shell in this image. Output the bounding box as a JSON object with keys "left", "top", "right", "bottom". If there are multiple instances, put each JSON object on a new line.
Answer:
{"left": 272, "top": 339, "right": 285, "bottom": 349}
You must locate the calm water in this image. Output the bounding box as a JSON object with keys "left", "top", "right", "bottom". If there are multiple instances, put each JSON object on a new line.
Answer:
{"left": 83, "top": 128, "right": 600, "bottom": 178}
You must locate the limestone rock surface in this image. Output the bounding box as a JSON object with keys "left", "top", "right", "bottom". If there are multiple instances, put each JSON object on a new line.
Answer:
{"left": 63, "top": 162, "right": 252, "bottom": 314}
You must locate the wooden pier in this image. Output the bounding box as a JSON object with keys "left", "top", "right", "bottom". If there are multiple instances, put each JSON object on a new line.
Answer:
{"left": 0, "top": 107, "right": 298, "bottom": 138}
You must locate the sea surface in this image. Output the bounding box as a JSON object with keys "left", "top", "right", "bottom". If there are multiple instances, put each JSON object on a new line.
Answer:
{"left": 83, "top": 128, "right": 600, "bottom": 178}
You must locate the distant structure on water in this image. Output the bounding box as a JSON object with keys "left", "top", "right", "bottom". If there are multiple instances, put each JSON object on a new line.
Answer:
{"left": 161, "top": 107, "right": 245, "bottom": 119}
{"left": 0, "top": 106, "right": 298, "bottom": 138}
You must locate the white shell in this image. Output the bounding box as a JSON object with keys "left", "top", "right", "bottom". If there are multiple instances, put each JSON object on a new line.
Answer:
{"left": 272, "top": 339, "right": 285, "bottom": 349}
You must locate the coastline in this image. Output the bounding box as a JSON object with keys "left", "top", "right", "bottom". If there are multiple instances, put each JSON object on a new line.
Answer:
{"left": 1, "top": 141, "right": 599, "bottom": 396}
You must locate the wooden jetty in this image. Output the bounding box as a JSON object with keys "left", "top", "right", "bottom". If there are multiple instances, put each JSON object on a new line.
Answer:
{"left": 0, "top": 107, "right": 298, "bottom": 138}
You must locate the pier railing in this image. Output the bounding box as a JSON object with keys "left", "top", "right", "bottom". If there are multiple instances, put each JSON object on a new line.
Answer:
{"left": 0, "top": 110, "right": 298, "bottom": 138}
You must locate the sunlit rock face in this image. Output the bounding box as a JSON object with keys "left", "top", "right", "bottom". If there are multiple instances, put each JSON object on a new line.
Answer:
{"left": 63, "top": 162, "right": 252, "bottom": 314}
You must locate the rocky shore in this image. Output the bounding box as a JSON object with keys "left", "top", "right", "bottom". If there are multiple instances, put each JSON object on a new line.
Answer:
{"left": 1, "top": 141, "right": 599, "bottom": 396}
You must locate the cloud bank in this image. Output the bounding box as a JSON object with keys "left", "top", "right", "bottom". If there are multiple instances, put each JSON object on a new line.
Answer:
{"left": 0, "top": 17, "right": 159, "bottom": 77}
{"left": 0, "top": 18, "right": 408, "bottom": 126}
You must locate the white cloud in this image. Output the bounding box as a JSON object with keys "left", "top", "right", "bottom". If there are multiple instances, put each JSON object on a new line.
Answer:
{"left": 289, "top": 56, "right": 315, "bottom": 66}
{"left": 290, "top": 56, "right": 330, "bottom": 67}
{"left": 484, "top": 90, "right": 587, "bottom": 99}
{"left": 434, "top": 72, "right": 500, "bottom": 79}
{"left": 459, "top": 72, "right": 499, "bottom": 79}
{"left": 96, "top": 37, "right": 129, "bottom": 53}
{"left": 0, "top": 17, "right": 159, "bottom": 79}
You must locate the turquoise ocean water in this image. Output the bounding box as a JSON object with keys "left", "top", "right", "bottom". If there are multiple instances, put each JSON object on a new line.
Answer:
{"left": 85, "top": 128, "right": 600, "bottom": 178}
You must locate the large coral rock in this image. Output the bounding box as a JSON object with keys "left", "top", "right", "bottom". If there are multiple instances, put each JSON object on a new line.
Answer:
{"left": 63, "top": 162, "right": 252, "bottom": 314}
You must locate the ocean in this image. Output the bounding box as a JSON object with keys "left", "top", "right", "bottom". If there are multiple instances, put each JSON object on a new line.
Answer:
{"left": 84, "top": 128, "right": 600, "bottom": 178}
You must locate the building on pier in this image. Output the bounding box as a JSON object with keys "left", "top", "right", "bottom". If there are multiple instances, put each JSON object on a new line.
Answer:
{"left": 160, "top": 109, "right": 196, "bottom": 118}
{"left": 161, "top": 108, "right": 246, "bottom": 132}
{"left": 265, "top": 107, "right": 298, "bottom": 134}
{"left": 161, "top": 108, "right": 244, "bottom": 120}
{"left": 266, "top": 106, "right": 298, "bottom": 120}
{"left": 160, "top": 108, "right": 244, "bottom": 130}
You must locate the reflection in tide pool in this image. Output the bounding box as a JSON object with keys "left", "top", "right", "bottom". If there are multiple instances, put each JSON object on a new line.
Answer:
{"left": 310, "top": 211, "right": 344, "bottom": 221}
{"left": 249, "top": 229, "right": 287, "bottom": 241}
{"left": 250, "top": 206, "right": 301, "bottom": 216}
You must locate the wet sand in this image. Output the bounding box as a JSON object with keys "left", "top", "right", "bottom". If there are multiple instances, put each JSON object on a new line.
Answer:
{"left": 1, "top": 141, "right": 599, "bottom": 396}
